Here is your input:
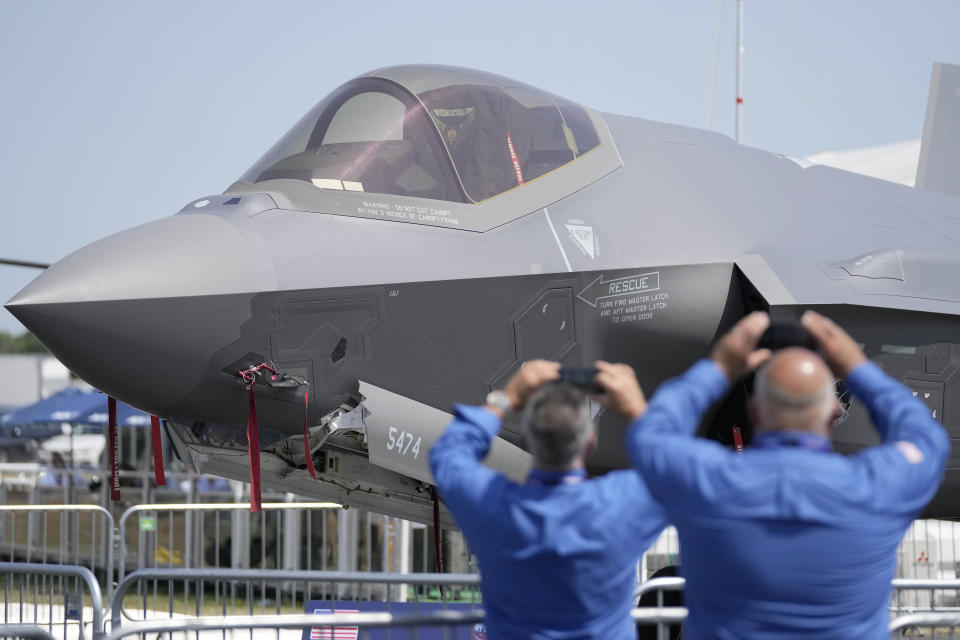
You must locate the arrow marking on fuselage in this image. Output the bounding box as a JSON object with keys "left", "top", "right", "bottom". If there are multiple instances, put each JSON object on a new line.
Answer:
{"left": 577, "top": 272, "right": 661, "bottom": 308}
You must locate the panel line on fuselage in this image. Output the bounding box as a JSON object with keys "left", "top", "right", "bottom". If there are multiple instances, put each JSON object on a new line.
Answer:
{"left": 543, "top": 208, "right": 573, "bottom": 272}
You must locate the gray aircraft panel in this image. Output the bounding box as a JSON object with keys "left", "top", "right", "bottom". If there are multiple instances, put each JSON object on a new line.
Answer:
{"left": 360, "top": 380, "right": 531, "bottom": 485}
{"left": 733, "top": 255, "right": 797, "bottom": 306}
{"left": 10, "top": 213, "right": 275, "bottom": 305}
{"left": 552, "top": 112, "right": 960, "bottom": 314}
{"left": 250, "top": 205, "right": 572, "bottom": 292}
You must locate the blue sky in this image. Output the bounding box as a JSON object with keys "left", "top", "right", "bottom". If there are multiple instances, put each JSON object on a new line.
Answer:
{"left": 1, "top": 1, "right": 958, "bottom": 332}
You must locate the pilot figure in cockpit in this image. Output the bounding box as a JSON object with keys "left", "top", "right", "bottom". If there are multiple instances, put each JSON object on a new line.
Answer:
{"left": 424, "top": 84, "right": 534, "bottom": 201}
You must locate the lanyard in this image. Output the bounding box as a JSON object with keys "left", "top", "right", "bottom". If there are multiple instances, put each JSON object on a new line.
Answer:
{"left": 525, "top": 468, "right": 587, "bottom": 486}
{"left": 751, "top": 431, "right": 833, "bottom": 453}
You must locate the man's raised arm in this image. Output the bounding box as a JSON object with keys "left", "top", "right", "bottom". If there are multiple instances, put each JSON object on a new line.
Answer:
{"left": 619, "top": 313, "right": 771, "bottom": 506}
{"left": 802, "top": 311, "right": 949, "bottom": 513}
{"left": 428, "top": 360, "right": 560, "bottom": 515}
{"left": 428, "top": 404, "right": 505, "bottom": 514}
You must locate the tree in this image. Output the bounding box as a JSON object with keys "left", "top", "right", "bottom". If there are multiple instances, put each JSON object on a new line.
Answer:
{"left": 0, "top": 331, "right": 48, "bottom": 354}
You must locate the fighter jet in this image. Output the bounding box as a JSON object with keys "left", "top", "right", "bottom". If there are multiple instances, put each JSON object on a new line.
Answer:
{"left": 7, "top": 63, "right": 960, "bottom": 524}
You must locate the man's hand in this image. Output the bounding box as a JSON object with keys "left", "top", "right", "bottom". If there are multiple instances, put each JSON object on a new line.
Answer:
{"left": 502, "top": 360, "right": 561, "bottom": 411}
{"left": 801, "top": 310, "right": 868, "bottom": 378}
{"left": 595, "top": 361, "right": 647, "bottom": 420}
{"left": 711, "top": 312, "right": 772, "bottom": 381}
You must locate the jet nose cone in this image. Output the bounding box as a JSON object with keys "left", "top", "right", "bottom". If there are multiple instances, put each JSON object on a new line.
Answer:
{"left": 6, "top": 213, "right": 271, "bottom": 412}
{"left": 8, "top": 213, "right": 270, "bottom": 306}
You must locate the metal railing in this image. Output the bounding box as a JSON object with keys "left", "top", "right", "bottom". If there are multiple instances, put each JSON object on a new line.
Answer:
{"left": 104, "top": 611, "right": 692, "bottom": 640}
{"left": 116, "top": 502, "right": 346, "bottom": 582}
{"left": 0, "top": 625, "right": 59, "bottom": 640}
{"left": 106, "top": 611, "right": 483, "bottom": 640}
{"left": 631, "top": 607, "right": 688, "bottom": 623}
{"left": 890, "top": 611, "right": 960, "bottom": 632}
{"left": 0, "top": 464, "right": 470, "bottom": 583}
{"left": 633, "top": 578, "right": 686, "bottom": 640}
{"left": 109, "top": 568, "right": 482, "bottom": 629}
{"left": 891, "top": 578, "right": 960, "bottom": 623}
{"left": 21, "top": 562, "right": 960, "bottom": 638}
{"left": 13, "top": 489, "right": 960, "bottom": 639}
{"left": 0, "top": 564, "right": 103, "bottom": 640}
{"left": 634, "top": 576, "right": 685, "bottom": 599}
{"left": 0, "top": 506, "right": 114, "bottom": 603}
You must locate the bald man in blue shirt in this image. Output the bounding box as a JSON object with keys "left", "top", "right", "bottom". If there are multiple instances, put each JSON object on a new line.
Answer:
{"left": 618, "top": 311, "right": 949, "bottom": 638}
{"left": 429, "top": 361, "right": 667, "bottom": 640}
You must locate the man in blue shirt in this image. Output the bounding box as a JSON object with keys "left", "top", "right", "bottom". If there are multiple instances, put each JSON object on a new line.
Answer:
{"left": 429, "top": 360, "right": 667, "bottom": 640}
{"left": 622, "top": 311, "right": 949, "bottom": 638}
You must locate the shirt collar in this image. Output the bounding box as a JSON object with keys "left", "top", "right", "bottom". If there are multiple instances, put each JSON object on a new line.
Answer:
{"left": 525, "top": 468, "right": 587, "bottom": 486}
{"left": 752, "top": 430, "right": 833, "bottom": 453}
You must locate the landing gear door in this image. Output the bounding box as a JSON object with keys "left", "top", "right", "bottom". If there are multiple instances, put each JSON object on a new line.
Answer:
{"left": 359, "top": 381, "right": 532, "bottom": 484}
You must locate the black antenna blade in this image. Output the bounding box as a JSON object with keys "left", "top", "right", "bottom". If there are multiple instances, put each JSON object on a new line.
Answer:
{"left": 0, "top": 257, "right": 50, "bottom": 269}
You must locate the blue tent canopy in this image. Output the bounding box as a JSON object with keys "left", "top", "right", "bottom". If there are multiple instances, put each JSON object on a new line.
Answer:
{"left": 83, "top": 401, "right": 152, "bottom": 428}
{"left": 0, "top": 386, "right": 151, "bottom": 428}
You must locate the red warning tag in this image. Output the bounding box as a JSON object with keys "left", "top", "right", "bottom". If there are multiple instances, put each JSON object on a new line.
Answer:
{"left": 246, "top": 385, "right": 262, "bottom": 512}
{"left": 150, "top": 416, "right": 166, "bottom": 486}
{"left": 303, "top": 388, "right": 317, "bottom": 480}
{"left": 732, "top": 426, "right": 744, "bottom": 453}
{"left": 108, "top": 397, "right": 120, "bottom": 500}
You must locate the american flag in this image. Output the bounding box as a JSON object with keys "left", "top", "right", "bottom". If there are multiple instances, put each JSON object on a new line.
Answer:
{"left": 309, "top": 609, "right": 359, "bottom": 640}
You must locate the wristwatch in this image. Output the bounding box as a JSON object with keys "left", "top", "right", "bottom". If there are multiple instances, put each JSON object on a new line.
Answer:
{"left": 485, "top": 390, "right": 513, "bottom": 413}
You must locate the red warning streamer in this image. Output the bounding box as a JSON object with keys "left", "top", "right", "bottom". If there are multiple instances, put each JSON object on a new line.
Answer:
{"left": 238, "top": 362, "right": 316, "bottom": 510}
{"left": 150, "top": 416, "right": 166, "bottom": 486}
{"left": 732, "top": 426, "right": 744, "bottom": 453}
{"left": 303, "top": 388, "right": 317, "bottom": 480}
{"left": 246, "top": 385, "right": 262, "bottom": 512}
{"left": 237, "top": 363, "right": 279, "bottom": 513}
{"left": 432, "top": 487, "right": 446, "bottom": 599}
{"left": 108, "top": 397, "right": 120, "bottom": 501}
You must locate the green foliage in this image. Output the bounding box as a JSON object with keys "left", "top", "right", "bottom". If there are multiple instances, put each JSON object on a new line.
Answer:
{"left": 0, "top": 331, "right": 48, "bottom": 354}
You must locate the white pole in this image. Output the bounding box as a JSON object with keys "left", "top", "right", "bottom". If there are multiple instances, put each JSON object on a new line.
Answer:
{"left": 706, "top": 0, "right": 725, "bottom": 129}
{"left": 399, "top": 519, "right": 411, "bottom": 602}
{"left": 736, "top": 0, "right": 744, "bottom": 143}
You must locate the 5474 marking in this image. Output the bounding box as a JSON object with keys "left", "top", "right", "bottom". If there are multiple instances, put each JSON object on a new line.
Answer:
{"left": 386, "top": 426, "right": 422, "bottom": 459}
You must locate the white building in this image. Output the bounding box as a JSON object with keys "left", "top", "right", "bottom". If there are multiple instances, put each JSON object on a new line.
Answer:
{"left": 0, "top": 354, "right": 71, "bottom": 413}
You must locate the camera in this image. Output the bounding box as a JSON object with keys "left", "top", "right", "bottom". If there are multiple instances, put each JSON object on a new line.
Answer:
{"left": 757, "top": 320, "right": 817, "bottom": 352}
{"left": 557, "top": 368, "right": 604, "bottom": 394}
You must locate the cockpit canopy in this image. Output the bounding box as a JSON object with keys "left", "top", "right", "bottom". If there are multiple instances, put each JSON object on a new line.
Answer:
{"left": 240, "top": 65, "right": 603, "bottom": 203}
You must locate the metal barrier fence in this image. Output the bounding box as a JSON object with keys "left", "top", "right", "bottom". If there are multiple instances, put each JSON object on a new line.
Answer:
{"left": 109, "top": 569, "right": 482, "bottom": 631}
{"left": 0, "top": 625, "right": 60, "bottom": 640}
{"left": 634, "top": 577, "right": 685, "bottom": 600}
{"left": 0, "top": 497, "right": 463, "bottom": 612}
{"left": 892, "top": 577, "right": 960, "bottom": 614}
{"left": 890, "top": 611, "right": 960, "bottom": 633}
{"left": 633, "top": 578, "right": 685, "bottom": 640}
{"left": 1, "top": 463, "right": 470, "bottom": 577}
{"left": 106, "top": 612, "right": 483, "bottom": 640}
{"left": 103, "top": 611, "right": 691, "bottom": 640}
{"left": 116, "top": 502, "right": 343, "bottom": 581}
{"left": 633, "top": 575, "right": 960, "bottom": 637}
{"left": 0, "top": 563, "right": 102, "bottom": 640}
{"left": 0, "top": 507, "right": 113, "bottom": 602}
{"left": 113, "top": 501, "right": 463, "bottom": 601}
{"left": 17, "top": 562, "right": 960, "bottom": 639}
{"left": 8, "top": 460, "right": 960, "bottom": 639}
